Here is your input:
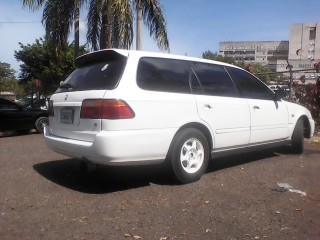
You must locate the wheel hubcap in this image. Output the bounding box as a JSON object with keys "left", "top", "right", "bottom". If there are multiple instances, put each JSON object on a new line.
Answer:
{"left": 38, "top": 118, "right": 48, "bottom": 131}
{"left": 180, "top": 138, "right": 204, "bottom": 174}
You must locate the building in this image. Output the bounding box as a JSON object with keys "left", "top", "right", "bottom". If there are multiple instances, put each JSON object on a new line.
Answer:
{"left": 219, "top": 22, "right": 320, "bottom": 82}
{"left": 219, "top": 41, "right": 289, "bottom": 71}
{"left": 285, "top": 23, "right": 320, "bottom": 82}
{"left": 288, "top": 23, "right": 320, "bottom": 61}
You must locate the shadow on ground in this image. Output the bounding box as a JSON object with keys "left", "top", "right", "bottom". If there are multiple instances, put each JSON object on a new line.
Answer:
{"left": 33, "top": 148, "right": 285, "bottom": 194}
{"left": 207, "top": 147, "right": 280, "bottom": 172}
{"left": 33, "top": 159, "right": 174, "bottom": 194}
{"left": 0, "top": 130, "right": 38, "bottom": 138}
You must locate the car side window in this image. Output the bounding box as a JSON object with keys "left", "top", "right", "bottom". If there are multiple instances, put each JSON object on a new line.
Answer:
{"left": 227, "top": 67, "right": 274, "bottom": 100}
{"left": 192, "top": 63, "right": 238, "bottom": 97}
{"left": 137, "top": 57, "right": 191, "bottom": 94}
{"left": 0, "top": 99, "right": 20, "bottom": 110}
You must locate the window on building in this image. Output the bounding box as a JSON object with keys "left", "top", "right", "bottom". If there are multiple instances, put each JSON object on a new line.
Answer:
{"left": 310, "top": 27, "right": 316, "bottom": 40}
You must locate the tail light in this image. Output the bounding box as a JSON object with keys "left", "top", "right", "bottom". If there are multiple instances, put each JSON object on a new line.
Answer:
{"left": 80, "top": 99, "right": 135, "bottom": 119}
{"left": 49, "top": 100, "right": 54, "bottom": 117}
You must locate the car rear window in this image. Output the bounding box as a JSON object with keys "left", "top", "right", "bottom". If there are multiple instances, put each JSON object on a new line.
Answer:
{"left": 56, "top": 57, "right": 127, "bottom": 93}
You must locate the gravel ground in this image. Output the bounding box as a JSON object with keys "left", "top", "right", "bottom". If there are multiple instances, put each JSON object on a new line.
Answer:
{"left": 0, "top": 133, "right": 319, "bottom": 240}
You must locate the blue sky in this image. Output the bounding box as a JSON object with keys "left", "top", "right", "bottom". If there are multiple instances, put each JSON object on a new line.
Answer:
{"left": 1, "top": 0, "right": 320, "bottom": 75}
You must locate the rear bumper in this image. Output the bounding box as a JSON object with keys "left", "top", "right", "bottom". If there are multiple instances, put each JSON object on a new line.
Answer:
{"left": 44, "top": 125, "right": 175, "bottom": 165}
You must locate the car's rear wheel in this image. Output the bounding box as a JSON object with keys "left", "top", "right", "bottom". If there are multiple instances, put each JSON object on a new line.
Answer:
{"left": 167, "top": 128, "right": 209, "bottom": 184}
{"left": 291, "top": 119, "right": 304, "bottom": 154}
{"left": 35, "top": 117, "right": 48, "bottom": 133}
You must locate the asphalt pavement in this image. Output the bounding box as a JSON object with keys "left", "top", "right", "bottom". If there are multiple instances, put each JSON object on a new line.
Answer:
{"left": 0, "top": 133, "right": 320, "bottom": 240}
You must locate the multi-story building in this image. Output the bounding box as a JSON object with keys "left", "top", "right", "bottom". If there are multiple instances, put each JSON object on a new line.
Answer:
{"left": 219, "top": 22, "right": 320, "bottom": 82}
{"left": 219, "top": 41, "right": 289, "bottom": 71}
{"left": 289, "top": 23, "right": 320, "bottom": 61}
{"left": 285, "top": 23, "right": 320, "bottom": 82}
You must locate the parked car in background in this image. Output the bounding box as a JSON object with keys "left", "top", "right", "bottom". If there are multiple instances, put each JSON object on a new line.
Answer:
{"left": 44, "top": 49, "right": 315, "bottom": 184}
{"left": 0, "top": 98, "right": 48, "bottom": 134}
{"left": 268, "top": 85, "right": 290, "bottom": 98}
{"left": 16, "top": 95, "right": 50, "bottom": 110}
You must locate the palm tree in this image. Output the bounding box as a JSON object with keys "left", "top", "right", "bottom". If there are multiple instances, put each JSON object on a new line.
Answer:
{"left": 23, "top": 0, "right": 169, "bottom": 54}
{"left": 87, "top": 0, "right": 134, "bottom": 50}
{"left": 86, "top": 0, "right": 170, "bottom": 52}
{"left": 135, "top": 0, "right": 169, "bottom": 52}
{"left": 22, "top": 0, "right": 85, "bottom": 58}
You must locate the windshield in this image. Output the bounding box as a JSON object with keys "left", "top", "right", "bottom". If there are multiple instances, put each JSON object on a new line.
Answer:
{"left": 56, "top": 57, "right": 127, "bottom": 93}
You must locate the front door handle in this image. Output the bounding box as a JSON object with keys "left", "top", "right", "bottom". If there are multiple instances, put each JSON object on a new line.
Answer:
{"left": 203, "top": 104, "right": 213, "bottom": 109}
{"left": 253, "top": 106, "right": 260, "bottom": 110}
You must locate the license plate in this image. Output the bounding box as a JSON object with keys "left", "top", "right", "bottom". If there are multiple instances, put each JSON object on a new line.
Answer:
{"left": 60, "top": 109, "right": 74, "bottom": 124}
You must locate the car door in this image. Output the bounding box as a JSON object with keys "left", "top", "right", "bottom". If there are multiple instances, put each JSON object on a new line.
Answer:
{"left": 0, "top": 98, "right": 31, "bottom": 130}
{"left": 191, "top": 63, "right": 251, "bottom": 150}
{"left": 227, "top": 67, "right": 289, "bottom": 144}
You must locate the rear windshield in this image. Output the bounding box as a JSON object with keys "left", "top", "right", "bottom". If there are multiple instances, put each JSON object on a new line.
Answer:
{"left": 56, "top": 58, "right": 127, "bottom": 93}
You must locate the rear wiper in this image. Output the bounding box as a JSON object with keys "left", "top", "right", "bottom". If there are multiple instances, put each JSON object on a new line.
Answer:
{"left": 59, "top": 83, "right": 74, "bottom": 89}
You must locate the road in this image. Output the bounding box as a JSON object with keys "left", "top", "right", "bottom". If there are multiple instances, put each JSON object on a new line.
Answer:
{"left": 0, "top": 133, "right": 319, "bottom": 240}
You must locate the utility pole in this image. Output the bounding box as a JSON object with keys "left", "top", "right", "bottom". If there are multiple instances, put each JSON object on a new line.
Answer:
{"left": 286, "top": 59, "right": 293, "bottom": 101}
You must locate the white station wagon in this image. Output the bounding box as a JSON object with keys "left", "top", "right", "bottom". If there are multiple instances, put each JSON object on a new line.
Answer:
{"left": 44, "top": 49, "right": 315, "bottom": 183}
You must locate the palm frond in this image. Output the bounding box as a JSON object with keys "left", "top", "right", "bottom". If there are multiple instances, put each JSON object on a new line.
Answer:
{"left": 42, "top": 0, "right": 75, "bottom": 52}
{"left": 22, "top": 0, "right": 46, "bottom": 11}
{"left": 111, "top": 0, "right": 134, "bottom": 49}
{"left": 138, "top": 0, "right": 170, "bottom": 52}
{"left": 86, "top": 0, "right": 103, "bottom": 50}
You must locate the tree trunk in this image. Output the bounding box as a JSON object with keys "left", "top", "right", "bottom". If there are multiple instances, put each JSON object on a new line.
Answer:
{"left": 100, "top": 0, "right": 112, "bottom": 49}
{"left": 74, "top": 0, "right": 80, "bottom": 58}
{"left": 136, "top": 0, "right": 142, "bottom": 50}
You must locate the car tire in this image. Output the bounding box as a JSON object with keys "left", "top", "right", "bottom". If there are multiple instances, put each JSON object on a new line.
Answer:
{"left": 167, "top": 128, "right": 209, "bottom": 184}
{"left": 291, "top": 119, "right": 304, "bottom": 154}
{"left": 35, "top": 116, "right": 48, "bottom": 133}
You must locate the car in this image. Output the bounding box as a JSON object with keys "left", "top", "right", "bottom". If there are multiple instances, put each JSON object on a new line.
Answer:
{"left": 268, "top": 85, "right": 290, "bottom": 98}
{"left": 44, "top": 49, "right": 315, "bottom": 184}
{"left": 0, "top": 97, "right": 49, "bottom": 134}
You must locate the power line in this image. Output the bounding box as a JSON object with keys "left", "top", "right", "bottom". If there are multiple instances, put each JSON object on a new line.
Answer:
{"left": 0, "top": 21, "right": 41, "bottom": 24}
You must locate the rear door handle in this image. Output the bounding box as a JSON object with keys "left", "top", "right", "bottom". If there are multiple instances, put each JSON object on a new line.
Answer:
{"left": 253, "top": 106, "right": 260, "bottom": 110}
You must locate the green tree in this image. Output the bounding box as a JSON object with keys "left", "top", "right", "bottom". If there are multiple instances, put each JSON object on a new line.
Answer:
{"left": 23, "top": 0, "right": 86, "bottom": 58}
{"left": 87, "top": 0, "right": 169, "bottom": 51}
{"left": 202, "top": 50, "right": 236, "bottom": 64}
{"left": 236, "top": 62, "right": 274, "bottom": 84}
{"left": 14, "top": 38, "right": 86, "bottom": 96}
{"left": 0, "top": 62, "right": 24, "bottom": 96}
{"left": 202, "top": 50, "right": 274, "bottom": 84}
{"left": 0, "top": 62, "right": 15, "bottom": 79}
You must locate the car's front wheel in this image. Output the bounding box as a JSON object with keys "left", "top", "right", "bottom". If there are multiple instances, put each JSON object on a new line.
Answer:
{"left": 35, "top": 116, "right": 48, "bottom": 133}
{"left": 167, "top": 128, "right": 209, "bottom": 184}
